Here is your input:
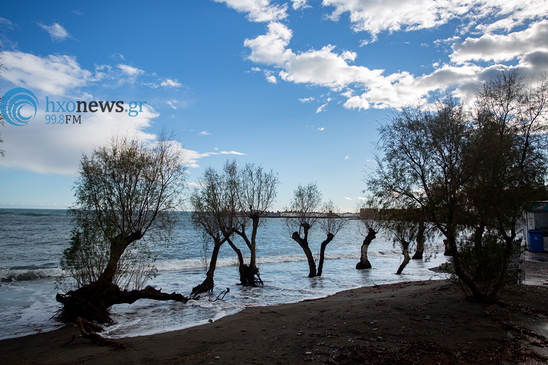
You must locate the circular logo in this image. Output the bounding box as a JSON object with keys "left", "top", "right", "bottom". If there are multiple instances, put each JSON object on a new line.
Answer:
{"left": 0, "top": 88, "right": 39, "bottom": 126}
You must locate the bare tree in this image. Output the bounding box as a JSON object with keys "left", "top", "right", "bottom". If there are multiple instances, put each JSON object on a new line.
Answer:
{"left": 191, "top": 161, "right": 279, "bottom": 294}
{"left": 286, "top": 183, "right": 346, "bottom": 277}
{"left": 190, "top": 161, "right": 239, "bottom": 296}
{"left": 286, "top": 183, "right": 323, "bottom": 277}
{"left": 317, "top": 201, "right": 347, "bottom": 276}
{"left": 232, "top": 163, "right": 279, "bottom": 285}
{"left": 57, "top": 134, "right": 188, "bottom": 323}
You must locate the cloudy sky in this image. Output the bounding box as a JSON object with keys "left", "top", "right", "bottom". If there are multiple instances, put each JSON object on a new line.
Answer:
{"left": 1, "top": 0, "right": 547, "bottom": 211}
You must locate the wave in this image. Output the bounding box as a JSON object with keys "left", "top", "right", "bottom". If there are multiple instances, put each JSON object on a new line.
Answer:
{"left": 154, "top": 251, "right": 399, "bottom": 272}
{"left": 0, "top": 268, "right": 64, "bottom": 282}
{"left": 0, "top": 250, "right": 403, "bottom": 282}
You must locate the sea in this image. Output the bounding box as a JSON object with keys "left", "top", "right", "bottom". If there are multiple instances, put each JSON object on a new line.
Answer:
{"left": 0, "top": 209, "right": 449, "bottom": 340}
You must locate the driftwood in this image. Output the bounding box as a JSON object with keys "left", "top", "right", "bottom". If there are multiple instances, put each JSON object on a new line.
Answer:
{"left": 62, "top": 317, "right": 126, "bottom": 349}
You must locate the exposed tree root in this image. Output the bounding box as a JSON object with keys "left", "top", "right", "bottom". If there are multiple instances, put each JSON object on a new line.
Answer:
{"left": 62, "top": 317, "right": 126, "bottom": 350}
{"left": 57, "top": 285, "right": 188, "bottom": 324}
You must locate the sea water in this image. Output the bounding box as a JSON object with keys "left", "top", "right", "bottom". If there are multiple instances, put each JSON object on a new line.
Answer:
{"left": 0, "top": 209, "right": 449, "bottom": 340}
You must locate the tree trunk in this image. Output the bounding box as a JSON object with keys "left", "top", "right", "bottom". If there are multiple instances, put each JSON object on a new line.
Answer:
{"left": 191, "top": 237, "right": 224, "bottom": 297}
{"left": 412, "top": 221, "right": 426, "bottom": 260}
{"left": 317, "top": 233, "right": 334, "bottom": 276}
{"left": 234, "top": 221, "right": 263, "bottom": 287}
{"left": 356, "top": 228, "right": 376, "bottom": 269}
{"left": 94, "top": 231, "right": 143, "bottom": 290}
{"left": 291, "top": 231, "right": 317, "bottom": 278}
{"left": 227, "top": 237, "right": 247, "bottom": 284}
{"left": 443, "top": 239, "right": 453, "bottom": 256}
{"left": 446, "top": 233, "right": 487, "bottom": 302}
{"left": 396, "top": 241, "right": 410, "bottom": 275}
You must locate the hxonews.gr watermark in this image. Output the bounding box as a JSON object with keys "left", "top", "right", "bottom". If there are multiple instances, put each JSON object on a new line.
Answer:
{"left": 0, "top": 87, "right": 147, "bottom": 126}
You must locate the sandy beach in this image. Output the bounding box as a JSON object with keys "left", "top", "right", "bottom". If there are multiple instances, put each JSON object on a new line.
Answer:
{"left": 1, "top": 255, "right": 547, "bottom": 365}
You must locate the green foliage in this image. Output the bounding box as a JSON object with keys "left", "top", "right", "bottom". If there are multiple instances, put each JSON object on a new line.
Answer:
{"left": 447, "top": 231, "right": 522, "bottom": 297}
{"left": 57, "top": 219, "right": 157, "bottom": 292}
{"left": 61, "top": 134, "right": 186, "bottom": 292}
{"left": 368, "top": 71, "right": 548, "bottom": 301}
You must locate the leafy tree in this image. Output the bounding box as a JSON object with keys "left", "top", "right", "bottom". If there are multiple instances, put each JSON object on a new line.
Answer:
{"left": 368, "top": 71, "right": 548, "bottom": 302}
{"left": 57, "top": 134, "right": 188, "bottom": 322}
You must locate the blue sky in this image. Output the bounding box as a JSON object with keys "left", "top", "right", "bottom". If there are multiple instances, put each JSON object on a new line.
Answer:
{"left": 1, "top": 0, "right": 547, "bottom": 212}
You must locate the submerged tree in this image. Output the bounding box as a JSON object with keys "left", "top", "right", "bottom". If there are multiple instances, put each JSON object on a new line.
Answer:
{"left": 286, "top": 183, "right": 323, "bottom": 277}
{"left": 232, "top": 163, "right": 279, "bottom": 285}
{"left": 191, "top": 161, "right": 279, "bottom": 295}
{"left": 355, "top": 199, "right": 381, "bottom": 270}
{"left": 368, "top": 71, "right": 548, "bottom": 302}
{"left": 286, "top": 183, "right": 346, "bottom": 277}
{"left": 317, "top": 201, "right": 348, "bottom": 276}
{"left": 56, "top": 135, "right": 188, "bottom": 323}
{"left": 190, "top": 162, "right": 239, "bottom": 296}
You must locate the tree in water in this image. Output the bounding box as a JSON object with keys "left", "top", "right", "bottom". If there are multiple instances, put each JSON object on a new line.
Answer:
{"left": 232, "top": 163, "right": 279, "bottom": 286}
{"left": 190, "top": 162, "right": 239, "bottom": 296}
{"left": 56, "top": 134, "right": 188, "bottom": 323}
{"left": 355, "top": 199, "right": 381, "bottom": 270}
{"left": 286, "top": 183, "right": 323, "bottom": 277}
{"left": 380, "top": 210, "right": 419, "bottom": 275}
{"left": 190, "top": 161, "right": 279, "bottom": 295}
{"left": 317, "top": 201, "right": 347, "bottom": 276}
{"left": 286, "top": 183, "right": 346, "bottom": 277}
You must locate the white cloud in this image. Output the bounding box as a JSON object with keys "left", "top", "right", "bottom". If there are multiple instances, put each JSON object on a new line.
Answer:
{"left": 199, "top": 131, "right": 211, "bottom": 136}
{"left": 292, "top": 0, "right": 310, "bottom": 10}
{"left": 244, "top": 22, "right": 294, "bottom": 67}
{"left": 0, "top": 104, "right": 158, "bottom": 175}
{"left": 316, "top": 104, "right": 327, "bottom": 113}
{"left": 220, "top": 150, "right": 246, "bottom": 155}
{"left": 299, "top": 96, "right": 314, "bottom": 102}
{"left": 117, "top": 64, "right": 144, "bottom": 76}
{"left": 2, "top": 51, "right": 91, "bottom": 96}
{"left": 317, "top": 127, "right": 325, "bottom": 130}
{"left": 38, "top": 22, "right": 71, "bottom": 42}
{"left": 321, "top": 0, "right": 548, "bottom": 41}
{"left": 451, "top": 20, "right": 548, "bottom": 63}
{"left": 167, "top": 100, "right": 178, "bottom": 109}
{"left": 344, "top": 155, "right": 349, "bottom": 160}
{"left": 228, "top": 0, "right": 548, "bottom": 111}
{"left": 0, "top": 17, "right": 13, "bottom": 26}
{"left": 161, "top": 78, "right": 182, "bottom": 88}
{"left": 182, "top": 149, "right": 246, "bottom": 168}
{"left": 345, "top": 197, "right": 352, "bottom": 200}
{"left": 214, "top": 0, "right": 288, "bottom": 22}
{"left": 322, "top": 0, "right": 464, "bottom": 42}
